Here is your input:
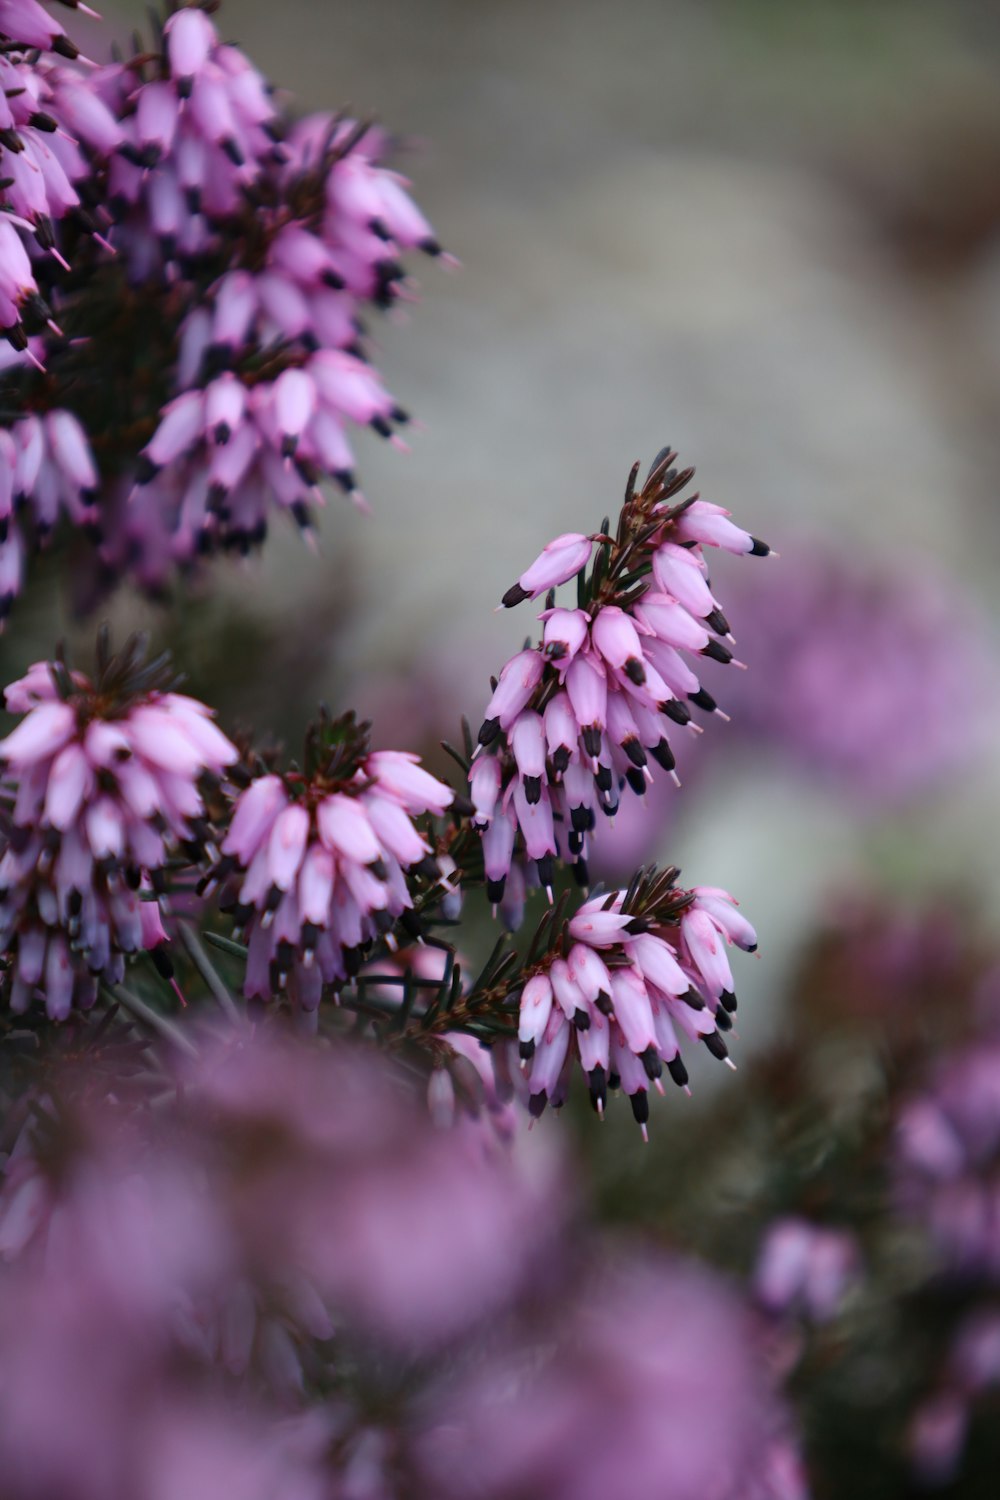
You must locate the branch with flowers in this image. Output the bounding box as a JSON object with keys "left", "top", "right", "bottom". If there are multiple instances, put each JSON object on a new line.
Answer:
{"left": 0, "top": 4, "right": 836, "bottom": 1499}
{"left": 0, "top": 442, "right": 770, "bottom": 1137}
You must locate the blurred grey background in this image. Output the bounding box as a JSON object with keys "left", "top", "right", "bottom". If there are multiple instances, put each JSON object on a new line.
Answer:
{"left": 79, "top": 0, "right": 1000, "bottom": 1050}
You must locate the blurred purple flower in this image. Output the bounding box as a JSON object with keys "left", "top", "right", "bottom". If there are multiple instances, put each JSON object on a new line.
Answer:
{"left": 721, "top": 543, "right": 993, "bottom": 805}
{"left": 417, "top": 1251, "right": 806, "bottom": 1500}
{"left": 754, "top": 1217, "right": 861, "bottom": 1323}
{"left": 191, "top": 1034, "right": 566, "bottom": 1349}
{"left": 0, "top": 1028, "right": 571, "bottom": 1493}
{"left": 908, "top": 1308, "right": 1000, "bottom": 1486}
{"left": 895, "top": 1038, "right": 1000, "bottom": 1279}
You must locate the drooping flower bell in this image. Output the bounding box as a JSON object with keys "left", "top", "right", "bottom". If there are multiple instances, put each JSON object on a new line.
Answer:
{"left": 0, "top": 629, "right": 237, "bottom": 1017}
{"left": 471, "top": 450, "right": 771, "bottom": 905}
{"left": 0, "top": 4, "right": 113, "bottom": 355}
{"left": 210, "top": 711, "right": 454, "bottom": 1010}
{"left": 89, "top": 5, "right": 281, "bottom": 275}
{"left": 515, "top": 868, "right": 756, "bottom": 1133}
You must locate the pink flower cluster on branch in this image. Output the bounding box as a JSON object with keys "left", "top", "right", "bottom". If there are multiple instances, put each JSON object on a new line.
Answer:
{"left": 513, "top": 869, "right": 756, "bottom": 1131}
{"left": 0, "top": 1, "right": 447, "bottom": 619}
{"left": 210, "top": 712, "right": 454, "bottom": 1010}
{"left": 93, "top": 6, "right": 281, "bottom": 274}
{"left": 0, "top": 629, "right": 236, "bottom": 1015}
{"left": 471, "top": 449, "right": 772, "bottom": 901}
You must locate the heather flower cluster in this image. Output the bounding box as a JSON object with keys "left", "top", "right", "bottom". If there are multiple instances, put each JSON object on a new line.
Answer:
{"left": 471, "top": 450, "right": 771, "bottom": 902}
{"left": 211, "top": 712, "right": 453, "bottom": 1010}
{"left": 0, "top": 0, "right": 446, "bottom": 620}
{"left": 515, "top": 872, "right": 756, "bottom": 1129}
{"left": 0, "top": 631, "right": 236, "bottom": 1016}
{"left": 0, "top": 5, "right": 987, "bottom": 1495}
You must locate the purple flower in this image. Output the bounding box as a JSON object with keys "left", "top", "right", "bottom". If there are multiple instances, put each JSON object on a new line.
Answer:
{"left": 90, "top": 10, "right": 280, "bottom": 274}
{"left": 417, "top": 1251, "right": 806, "bottom": 1500}
{"left": 0, "top": 10, "right": 106, "bottom": 351}
{"left": 0, "top": 633, "right": 237, "bottom": 1017}
{"left": 0, "top": 408, "right": 102, "bottom": 623}
{"left": 185, "top": 1033, "right": 566, "bottom": 1350}
{"left": 719, "top": 543, "right": 992, "bottom": 806}
{"left": 895, "top": 1039, "right": 1000, "bottom": 1279}
{"left": 212, "top": 719, "right": 453, "bottom": 1008}
{"left": 906, "top": 1310, "right": 1000, "bottom": 1485}
{"left": 0, "top": 1066, "right": 335, "bottom": 1499}
{"left": 0, "top": 7, "right": 446, "bottom": 618}
{"left": 0, "top": 0, "right": 85, "bottom": 57}
{"left": 89, "top": 16, "right": 443, "bottom": 544}
{"left": 473, "top": 452, "right": 768, "bottom": 901}
{"left": 130, "top": 351, "right": 405, "bottom": 559}
{"left": 517, "top": 879, "right": 755, "bottom": 1131}
{"left": 754, "top": 1217, "right": 861, "bottom": 1323}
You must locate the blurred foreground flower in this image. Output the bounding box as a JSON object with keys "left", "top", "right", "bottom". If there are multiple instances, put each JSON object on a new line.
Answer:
{"left": 0, "top": 1029, "right": 803, "bottom": 1500}
{"left": 417, "top": 1253, "right": 806, "bottom": 1500}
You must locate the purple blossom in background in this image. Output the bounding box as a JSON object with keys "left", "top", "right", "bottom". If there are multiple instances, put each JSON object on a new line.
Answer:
{"left": 0, "top": 633, "right": 236, "bottom": 1016}
{"left": 720, "top": 543, "right": 993, "bottom": 805}
{"left": 908, "top": 1308, "right": 1000, "bottom": 1485}
{"left": 895, "top": 1036, "right": 1000, "bottom": 1279}
{"left": 754, "top": 1217, "right": 861, "bottom": 1323}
